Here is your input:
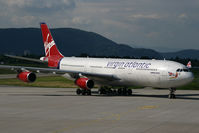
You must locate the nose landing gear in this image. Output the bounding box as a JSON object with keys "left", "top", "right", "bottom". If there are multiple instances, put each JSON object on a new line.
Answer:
{"left": 168, "top": 88, "right": 176, "bottom": 99}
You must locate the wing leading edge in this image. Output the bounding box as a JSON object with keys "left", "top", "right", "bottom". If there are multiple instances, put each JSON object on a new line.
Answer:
{"left": 0, "top": 65, "right": 120, "bottom": 81}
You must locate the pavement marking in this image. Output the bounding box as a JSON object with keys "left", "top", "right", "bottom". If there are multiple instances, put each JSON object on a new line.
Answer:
{"left": 139, "top": 105, "right": 158, "bottom": 110}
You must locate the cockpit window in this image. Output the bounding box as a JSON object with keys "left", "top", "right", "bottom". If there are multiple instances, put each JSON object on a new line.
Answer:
{"left": 183, "top": 69, "right": 189, "bottom": 72}
{"left": 176, "top": 68, "right": 190, "bottom": 72}
{"left": 176, "top": 69, "right": 180, "bottom": 72}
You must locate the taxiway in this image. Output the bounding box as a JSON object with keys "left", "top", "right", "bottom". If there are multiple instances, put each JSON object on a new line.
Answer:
{"left": 0, "top": 86, "right": 199, "bottom": 133}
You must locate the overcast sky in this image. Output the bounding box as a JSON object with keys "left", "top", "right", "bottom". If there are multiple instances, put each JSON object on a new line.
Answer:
{"left": 0, "top": 0, "right": 199, "bottom": 52}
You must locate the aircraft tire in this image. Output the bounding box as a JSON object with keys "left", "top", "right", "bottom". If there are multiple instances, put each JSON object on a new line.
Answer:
{"left": 169, "top": 94, "right": 176, "bottom": 99}
{"left": 118, "top": 88, "right": 122, "bottom": 95}
{"left": 107, "top": 89, "right": 112, "bottom": 95}
{"left": 82, "top": 90, "right": 86, "bottom": 95}
{"left": 99, "top": 88, "right": 106, "bottom": 95}
{"left": 113, "top": 90, "right": 117, "bottom": 95}
{"left": 127, "top": 89, "right": 132, "bottom": 95}
{"left": 76, "top": 89, "right": 82, "bottom": 95}
{"left": 122, "top": 88, "right": 127, "bottom": 96}
{"left": 87, "top": 90, "right": 91, "bottom": 95}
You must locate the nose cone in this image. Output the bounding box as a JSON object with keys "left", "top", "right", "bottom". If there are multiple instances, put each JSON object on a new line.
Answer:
{"left": 184, "top": 72, "right": 194, "bottom": 84}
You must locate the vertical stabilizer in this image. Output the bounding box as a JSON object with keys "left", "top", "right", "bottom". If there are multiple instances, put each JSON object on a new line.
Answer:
{"left": 40, "top": 23, "right": 64, "bottom": 68}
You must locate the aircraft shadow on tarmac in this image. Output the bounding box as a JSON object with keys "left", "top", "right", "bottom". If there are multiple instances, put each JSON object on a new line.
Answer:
{"left": 7, "top": 91, "right": 199, "bottom": 101}
{"left": 130, "top": 93, "right": 199, "bottom": 100}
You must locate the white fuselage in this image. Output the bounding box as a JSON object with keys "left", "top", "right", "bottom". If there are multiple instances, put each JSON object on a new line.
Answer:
{"left": 59, "top": 57, "right": 194, "bottom": 88}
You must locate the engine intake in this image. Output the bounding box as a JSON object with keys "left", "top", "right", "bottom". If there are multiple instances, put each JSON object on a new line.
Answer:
{"left": 17, "top": 72, "right": 36, "bottom": 83}
{"left": 75, "top": 78, "right": 94, "bottom": 89}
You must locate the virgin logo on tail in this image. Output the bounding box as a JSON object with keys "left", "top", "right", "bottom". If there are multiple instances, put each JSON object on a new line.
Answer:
{"left": 40, "top": 23, "right": 63, "bottom": 68}
{"left": 40, "top": 23, "right": 63, "bottom": 58}
{"left": 44, "top": 33, "right": 56, "bottom": 57}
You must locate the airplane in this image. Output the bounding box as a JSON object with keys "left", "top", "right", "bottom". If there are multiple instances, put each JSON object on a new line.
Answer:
{"left": 0, "top": 23, "right": 194, "bottom": 99}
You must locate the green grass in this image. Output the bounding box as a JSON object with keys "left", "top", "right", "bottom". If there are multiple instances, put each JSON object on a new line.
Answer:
{"left": 0, "top": 76, "right": 77, "bottom": 88}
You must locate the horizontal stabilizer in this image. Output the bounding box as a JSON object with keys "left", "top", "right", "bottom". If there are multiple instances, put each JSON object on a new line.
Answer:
{"left": 5, "top": 54, "right": 47, "bottom": 63}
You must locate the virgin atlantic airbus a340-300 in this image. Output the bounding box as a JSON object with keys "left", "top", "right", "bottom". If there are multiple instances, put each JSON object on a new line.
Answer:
{"left": 0, "top": 23, "right": 194, "bottom": 99}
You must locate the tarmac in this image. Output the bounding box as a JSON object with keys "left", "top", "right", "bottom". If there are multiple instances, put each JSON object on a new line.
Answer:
{"left": 0, "top": 86, "right": 199, "bottom": 133}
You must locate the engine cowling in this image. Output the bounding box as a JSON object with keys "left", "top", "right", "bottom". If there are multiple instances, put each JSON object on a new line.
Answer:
{"left": 75, "top": 78, "right": 94, "bottom": 89}
{"left": 17, "top": 71, "right": 36, "bottom": 83}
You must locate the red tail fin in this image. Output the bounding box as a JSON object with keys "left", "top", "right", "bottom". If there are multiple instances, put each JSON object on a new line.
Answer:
{"left": 40, "top": 23, "right": 63, "bottom": 68}
{"left": 40, "top": 23, "right": 63, "bottom": 57}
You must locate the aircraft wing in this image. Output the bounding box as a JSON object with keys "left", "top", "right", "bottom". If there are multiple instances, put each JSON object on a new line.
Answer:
{"left": 0, "top": 65, "right": 120, "bottom": 81}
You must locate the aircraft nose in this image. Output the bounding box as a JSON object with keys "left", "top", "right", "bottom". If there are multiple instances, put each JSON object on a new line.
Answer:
{"left": 185, "top": 72, "right": 194, "bottom": 83}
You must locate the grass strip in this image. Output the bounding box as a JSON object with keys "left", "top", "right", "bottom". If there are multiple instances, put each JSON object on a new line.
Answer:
{"left": 0, "top": 76, "right": 76, "bottom": 88}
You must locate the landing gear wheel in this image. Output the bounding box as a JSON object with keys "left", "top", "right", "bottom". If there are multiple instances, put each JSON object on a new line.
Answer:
{"left": 76, "top": 89, "right": 82, "bottom": 95}
{"left": 118, "top": 88, "right": 122, "bottom": 95}
{"left": 113, "top": 90, "right": 117, "bottom": 95}
{"left": 169, "top": 88, "right": 176, "bottom": 99}
{"left": 99, "top": 88, "right": 105, "bottom": 95}
{"left": 82, "top": 89, "right": 86, "bottom": 95}
{"left": 169, "top": 94, "right": 176, "bottom": 99}
{"left": 127, "top": 89, "right": 132, "bottom": 96}
{"left": 122, "top": 88, "right": 127, "bottom": 96}
{"left": 87, "top": 90, "right": 91, "bottom": 95}
{"left": 107, "top": 89, "right": 113, "bottom": 96}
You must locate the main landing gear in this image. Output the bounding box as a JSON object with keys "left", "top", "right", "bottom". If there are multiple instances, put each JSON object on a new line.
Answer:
{"left": 168, "top": 88, "right": 176, "bottom": 99}
{"left": 99, "top": 87, "right": 132, "bottom": 96}
{"left": 76, "top": 87, "right": 132, "bottom": 96}
{"left": 76, "top": 88, "right": 91, "bottom": 95}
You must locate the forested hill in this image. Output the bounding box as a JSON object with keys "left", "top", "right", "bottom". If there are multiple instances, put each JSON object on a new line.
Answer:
{"left": 162, "top": 49, "right": 199, "bottom": 59}
{"left": 0, "top": 28, "right": 161, "bottom": 58}
{"left": 1, "top": 28, "right": 199, "bottom": 59}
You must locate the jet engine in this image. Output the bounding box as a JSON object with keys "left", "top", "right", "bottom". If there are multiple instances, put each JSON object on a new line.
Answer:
{"left": 17, "top": 71, "right": 36, "bottom": 83}
{"left": 75, "top": 78, "right": 94, "bottom": 89}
